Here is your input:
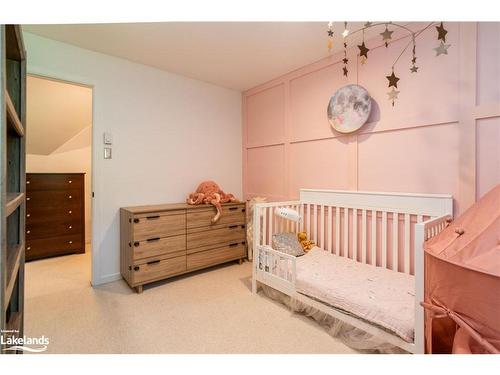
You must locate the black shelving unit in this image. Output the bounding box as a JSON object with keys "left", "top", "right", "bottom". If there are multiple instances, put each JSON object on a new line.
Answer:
{"left": 1, "top": 24, "right": 26, "bottom": 354}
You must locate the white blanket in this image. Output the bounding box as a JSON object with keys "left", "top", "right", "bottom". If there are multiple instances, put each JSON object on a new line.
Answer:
{"left": 295, "top": 247, "right": 415, "bottom": 342}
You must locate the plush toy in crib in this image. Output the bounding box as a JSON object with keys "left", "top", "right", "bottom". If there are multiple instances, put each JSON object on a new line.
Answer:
{"left": 297, "top": 231, "right": 315, "bottom": 252}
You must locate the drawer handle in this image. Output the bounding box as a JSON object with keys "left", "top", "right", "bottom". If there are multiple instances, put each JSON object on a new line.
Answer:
{"left": 242, "top": 208, "right": 246, "bottom": 212}
{"left": 26, "top": 214, "right": 30, "bottom": 217}
{"left": 147, "top": 260, "right": 161, "bottom": 265}
{"left": 27, "top": 230, "right": 31, "bottom": 234}
{"left": 228, "top": 207, "right": 238, "bottom": 211}
{"left": 146, "top": 215, "right": 160, "bottom": 220}
{"left": 68, "top": 210, "right": 72, "bottom": 214}
{"left": 27, "top": 197, "right": 30, "bottom": 201}
{"left": 147, "top": 237, "right": 160, "bottom": 242}
{"left": 27, "top": 181, "right": 30, "bottom": 184}
{"left": 68, "top": 180, "right": 72, "bottom": 184}
{"left": 134, "top": 241, "right": 140, "bottom": 247}
{"left": 69, "top": 241, "right": 73, "bottom": 244}
{"left": 134, "top": 218, "right": 140, "bottom": 223}
{"left": 27, "top": 246, "right": 31, "bottom": 251}
{"left": 134, "top": 266, "right": 140, "bottom": 271}
{"left": 229, "top": 243, "right": 239, "bottom": 247}
{"left": 69, "top": 195, "right": 72, "bottom": 199}
{"left": 228, "top": 225, "right": 238, "bottom": 229}
{"left": 69, "top": 226, "right": 73, "bottom": 229}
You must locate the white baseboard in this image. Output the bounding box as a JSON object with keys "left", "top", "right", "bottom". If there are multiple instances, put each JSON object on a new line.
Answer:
{"left": 91, "top": 272, "right": 122, "bottom": 286}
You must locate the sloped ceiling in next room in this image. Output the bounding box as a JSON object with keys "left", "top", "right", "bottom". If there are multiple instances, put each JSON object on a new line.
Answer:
{"left": 27, "top": 75, "right": 92, "bottom": 155}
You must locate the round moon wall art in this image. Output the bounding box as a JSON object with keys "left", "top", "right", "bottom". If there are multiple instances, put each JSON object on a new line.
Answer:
{"left": 327, "top": 84, "right": 372, "bottom": 134}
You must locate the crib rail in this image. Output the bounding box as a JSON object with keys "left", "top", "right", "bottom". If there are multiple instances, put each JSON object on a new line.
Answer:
{"left": 253, "top": 245, "right": 296, "bottom": 295}
{"left": 413, "top": 214, "right": 452, "bottom": 353}
{"left": 252, "top": 201, "right": 301, "bottom": 251}
{"left": 419, "top": 215, "right": 452, "bottom": 241}
{"left": 301, "top": 204, "right": 438, "bottom": 275}
{"left": 252, "top": 193, "right": 453, "bottom": 276}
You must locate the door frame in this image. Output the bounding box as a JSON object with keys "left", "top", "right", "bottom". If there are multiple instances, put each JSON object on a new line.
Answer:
{"left": 26, "top": 71, "right": 98, "bottom": 285}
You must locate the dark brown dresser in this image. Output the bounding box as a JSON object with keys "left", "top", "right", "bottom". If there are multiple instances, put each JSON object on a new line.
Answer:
{"left": 25, "top": 173, "right": 85, "bottom": 261}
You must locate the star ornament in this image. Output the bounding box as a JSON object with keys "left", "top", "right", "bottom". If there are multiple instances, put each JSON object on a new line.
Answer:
{"left": 327, "top": 29, "right": 334, "bottom": 37}
{"left": 380, "top": 27, "right": 394, "bottom": 46}
{"left": 342, "top": 66, "right": 349, "bottom": 77}
{"left": 436, "top": 22, "right": 448, "bottom": 42}
{"left": 386, "top": 71, "right": 400, "bottom": 88}
{"left": 387, "top": 88, "right": 400, "bottom": 106}
{"left": 434, "top": 41, "right": 451, "bottom": 56}
{"left": 327, "top": 39, "right": 333, "bottom": 51}
{"left": 410, "top": 65, "right": 419, "bottom": 73}
{"left": 358, "top": 42, "right": 369, "bottom": 59}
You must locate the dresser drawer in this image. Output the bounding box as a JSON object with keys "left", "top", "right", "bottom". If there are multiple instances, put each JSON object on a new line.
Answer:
{"left": 133, "top": 234, "right": 186, "bottom": 261}
{"left": 132, "top": 213, "right": 186, "bottom": 241}
{"left": 187, "top": 224, "right": 245, "bottom": 250}
{"left": 27, "top": 218, "right": 82, "bottom": 240}
{"left": 26, "top": 174, "right": 84, "bottom": 191}
{"left": 26, "top": 234, "right": 83, "bottom": 261}
{"left": 27, "top": 189, "right": 82, "bottom": 209}
{"left": 26, "top": 205, "right": 82, "bottom": 225}
{"left": 187, "top": 243, "right": 246, "bottom": 271}
{"left": 132, "top": 255, "right": 186, "bottom": 285}
{"left": 187, "top": 204, "right": 245, "bottom": 229}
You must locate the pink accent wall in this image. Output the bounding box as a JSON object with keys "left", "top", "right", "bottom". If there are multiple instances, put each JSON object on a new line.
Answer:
{"left": 243, "top": 22, "right": 500, "bottom": 214}
{"left": 477, "top": 117, "right": 500, "bottom": 199}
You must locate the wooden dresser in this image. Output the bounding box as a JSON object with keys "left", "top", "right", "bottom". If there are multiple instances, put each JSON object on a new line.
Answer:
{"left": 120, "top": 202, "right": 246, "bottom": 293}
{"left": 25, "top": 173, "right": 86, "bottom": 261}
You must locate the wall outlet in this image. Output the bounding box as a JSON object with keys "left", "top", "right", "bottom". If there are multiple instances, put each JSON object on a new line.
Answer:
{"left": 104, "top": 147, "right": 112, "bottom": 159}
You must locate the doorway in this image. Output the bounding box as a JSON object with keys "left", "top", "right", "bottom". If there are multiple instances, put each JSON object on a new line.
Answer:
{"left": 24, "top": 74, "right": 93, "bottom": 285}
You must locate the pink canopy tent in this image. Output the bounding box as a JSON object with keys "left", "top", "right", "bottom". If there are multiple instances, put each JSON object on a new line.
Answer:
{"left": 423, "top": 184, "right": 500, "bottom": 354}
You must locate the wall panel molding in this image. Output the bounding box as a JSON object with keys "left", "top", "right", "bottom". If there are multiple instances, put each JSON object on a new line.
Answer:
{"left": 457, "top": 22, "right": 478, "bottom": 213}
{"left": 476, "top": 116, "right": 500, "bottom": 199}
{"left": 245, "top": 82, "right": 286, "bottom": 148}
{"left": 473, "top": 103, "right": 500, "bottom": 120}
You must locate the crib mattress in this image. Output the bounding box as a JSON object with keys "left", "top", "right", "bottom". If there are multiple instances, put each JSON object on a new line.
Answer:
{"left": 295, "top": 247, "right": 415, "bottom": 342}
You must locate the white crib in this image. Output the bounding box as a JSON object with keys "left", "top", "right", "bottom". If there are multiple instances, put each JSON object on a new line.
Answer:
{"left": 252, "top": 189, "right": 453, "bottom": 354}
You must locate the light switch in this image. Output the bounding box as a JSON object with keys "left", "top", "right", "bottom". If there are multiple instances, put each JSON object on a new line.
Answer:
{"left": 103, "top": 132, "right": 113, "bottom": 145}
{"left": 104, "top": 147, "right": 112, "bottom": 159}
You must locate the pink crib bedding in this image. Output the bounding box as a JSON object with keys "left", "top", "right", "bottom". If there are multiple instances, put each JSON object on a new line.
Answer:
{"left": 295, "top": 247, "right": 415, "bottom": 342}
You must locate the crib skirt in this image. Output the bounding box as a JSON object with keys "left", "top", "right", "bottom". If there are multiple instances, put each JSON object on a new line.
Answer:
{"left": 260, "top": 284, "right": 407, "bottom": 354}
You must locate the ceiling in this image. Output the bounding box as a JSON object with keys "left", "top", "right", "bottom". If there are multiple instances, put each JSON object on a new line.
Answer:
{"left": 23, "top": 22, "right": 379, "bottom": 91}
{"left": 27, "top": 75, "right": 92, "bottom": 155}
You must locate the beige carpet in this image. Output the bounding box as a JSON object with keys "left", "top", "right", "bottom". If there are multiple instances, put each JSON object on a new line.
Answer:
{"left": 24, "top": 248, "right": 357, "bottom": 354}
